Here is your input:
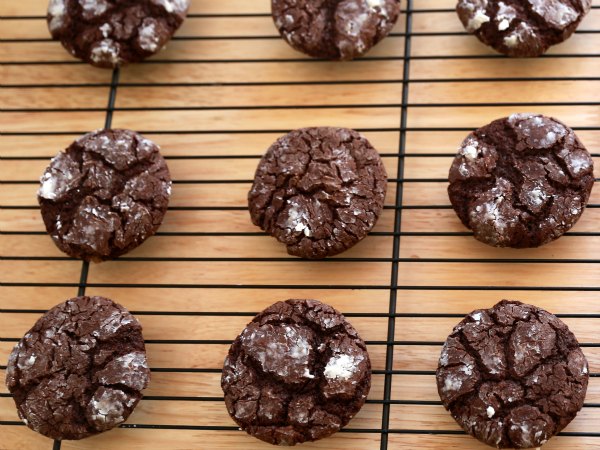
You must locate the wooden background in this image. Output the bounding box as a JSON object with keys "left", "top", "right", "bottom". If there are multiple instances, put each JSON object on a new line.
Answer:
{"left": 1, "top": 0, "right": 600, "bottom": 449}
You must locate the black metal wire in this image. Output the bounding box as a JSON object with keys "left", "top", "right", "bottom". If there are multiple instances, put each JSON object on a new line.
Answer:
{"left": 381, "top": 1, "right": 412, "bottom": 448}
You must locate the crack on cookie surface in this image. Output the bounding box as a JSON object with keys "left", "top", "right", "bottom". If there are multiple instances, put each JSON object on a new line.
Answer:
{"left": 38, "top": 129, "right": 171, "bottom": 261}
{"left": 5, "top": 296, "right": 150, "bottom": 440}
{"left": 436, "top": 300, "right": 588, "bottom": 449}
{"left": 221, "top": 299, "right": 371, "bottom": 446}
{"left": 448, "top": 114, "right": 594, "bottom": 248}
{"left": 47, "top": 0, "right": 190, "bottom": 67}
{"left": 456, "top": 0, "right": 591, "bottom": 57}
{"left": 248, "top": 127, "right": 387, "bottom": 259}
{"left": 272, "top": 0, "right": 401, "bottom": 60}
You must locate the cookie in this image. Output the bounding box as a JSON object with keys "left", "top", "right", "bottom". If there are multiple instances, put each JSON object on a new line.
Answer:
{"left": 248, "top": 127, "right": 387, "bottom": 259}
{"left": 47, "top": 0, "right": 190, "bottom": 68}
{"left": 5, "top": 296, "right": 150, "bottom": 440}
{"left": 448, "top": 114, "right": 594, "bottom": 248}
{"left": 38, "top": 129, "right": 172, "bottom": 262}
{"left": 456, "top": 0, "right": 591, "bottom": 57}
{"left": 272, "top": 0, "right": 401, "bottom": 60}
{"left": 437, "top": 300, "right": 589, "bottom": 449}
{"left": 221, "top": 299, "right": 371, "bottom": 446}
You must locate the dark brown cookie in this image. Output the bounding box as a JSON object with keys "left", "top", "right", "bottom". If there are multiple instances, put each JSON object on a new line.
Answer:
{"left": 38, "top": 129, "right": 172, "bottom": 262}
{"left": 248, "top": 127, "right": 387, "bottom": 259}
{"left": 456, "top": 0, "right": 591, "bottom": 57}
{"left": 436, "top": 300, "right": 589, "bottom": 449}
{"left": 5, "top": 296, "right": 150, "bottom": 440}
{"left": 448, "top": 114, "right": 594, "bottom": 248}
{"left": 272, "top": 0, "right": 401, "bottom": 60}
{"left": 221, "top": 299, "right": 371, "bottom": 446}
{"left": 47, "top": 0, "right": 190, "bottom": 68}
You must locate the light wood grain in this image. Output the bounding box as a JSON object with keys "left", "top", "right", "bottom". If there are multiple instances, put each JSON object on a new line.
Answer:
{"left": 1, "top": 87, "right": 110, "bottom": 109}
{"left": 2, "top": 0, "right": 600, "bottom": 449}
{"left": 411, "top": 57, "right": 600, "bottom": 80}
{"left": 2, "top": 65, "right": 112, "bottom": 86}
{"left": 118, "top": 60, "right": 407, "bottom": 84}
{"left": 0, "top": 286, "right": 391, "bottom": 313}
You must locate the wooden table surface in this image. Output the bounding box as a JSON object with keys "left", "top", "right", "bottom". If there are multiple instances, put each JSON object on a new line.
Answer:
{"left": 2, "top": 0, "right": 600, "bottom": 449}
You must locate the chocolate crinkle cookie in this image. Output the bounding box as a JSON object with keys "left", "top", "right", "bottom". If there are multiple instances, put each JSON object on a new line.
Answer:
{"left": 272, "top": 0, "right": 400, "bottom": 60}
{"left": 38, "top": 129, "right": 171, "bottom": 262}
{"left": 436, "top": 300, "right": 589, "bottom": 449}
{"left": 221, "top": 299, "right": 371, "bottom": 446}
{"left": 5, "top": 296, "right": 151, "bottom": 440}
{"left": 448, "top": 114, "right": 594, "bottom": 248}
{"left": 248, "top": 127, "right": 387, "bottom": 259}
{"left": 456, "top": 0, "right": 591, "bottom": 57}
{"left": 47, "top": 0, "right": 190, "bottom": 68}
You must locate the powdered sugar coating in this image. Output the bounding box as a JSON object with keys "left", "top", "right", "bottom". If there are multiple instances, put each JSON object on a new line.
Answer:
{"left": 88, "top": 387, "right": 128, "bottom": 430}
{"left": 528, "top": 0, "right": 578, "bottom": 28}
{"left": 467, "top": 9, "right": 491, "bottom": 31}
{"left": 138, "top": 20, "right": 161, "bottom": 52}
{"left": 456, "top": 0, "right": 591, "bottom": 57}
{"left": 222, "top": 299, "right": 371, "bottom": 446}
{"left": 151, "top": 0, "right": 190, "bottom": 15}
{"left": 38, "top": 129, "right": 171, "bottom": 261}
{"left": 241, "top": 323, "right": 314, "bottom": 382}
{"left": 47, "top": 0, "right": 190, "bottom": 68}
{"left": 5, "top": 296, "right": 149, "bottom": 440}
{"left": 437, "top": 300, "right": 589, "bottom": 449}
{"left": 47, "top": 0, "right": 66, "bottom": 32}
{"left": 90, "top": 38, "right": 121, "bottom": 65}
{"left": 97, "top": 352, "right": 150, "bottom": 391}
{"left": 449, "top": 114, "right": 594, "bottom": 248}
{"left": 321, "top": 338, "right": 368, "bottom": 399}
{"left": 497, "top": 1, "right": 517, "bottom": 23}
{"left": 38, "top": 152, "right": 82, "bottom": 201}
{"left": 78, "top": 0, "right": 110, "bottom": 19}
{"left": 324, "top": 353, "right": 364, "bottom": 380}
{"left": 272, "top": 0, "right": 400, "bottom": 60}
{"left": 249, "top": 127, "right": 387, "bottom": 259}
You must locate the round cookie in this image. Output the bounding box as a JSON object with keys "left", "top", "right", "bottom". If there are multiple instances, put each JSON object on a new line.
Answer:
{"left": 448, "top": 114, "right": 594, "bottom": 248}
{"left": 436, "top": 300, "right": 589, "bottom": 449}
{"left": 456, "top": 0, "right": 591, "bottom": 57}
{"left": 272, "top": 0, "right": 401, "bottom": 60}
{"left": 248, "top": 127, "right": 387, "bottom": 259}
{"left": 47, "top": 0, "right": 190, "bottom": 68}
{"left": 221, "top": 299, "right": 371, "bottom": 446}
{"left": 5, "top": 296, "right": 150, "bottom": 440}
{"left": 38, "top": 129, "right": 172, "bottom": 262}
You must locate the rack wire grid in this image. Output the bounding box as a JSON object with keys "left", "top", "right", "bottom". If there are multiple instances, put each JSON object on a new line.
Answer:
{"left": 2, "top": 0, "right": 600, "bottom": 449}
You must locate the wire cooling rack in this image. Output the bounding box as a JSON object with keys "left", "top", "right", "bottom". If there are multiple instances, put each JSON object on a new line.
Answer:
{"left": 1, "top": 0, "right": 600, "bottom": 449}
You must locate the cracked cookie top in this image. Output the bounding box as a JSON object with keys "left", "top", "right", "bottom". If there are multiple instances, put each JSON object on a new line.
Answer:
{"left": 38, "top": 129, "right": 171, "bottom": 262}
{"left": 47, "top": 0, "right": 190, "bottom": 68}
{"left": 248, "top": 127, "right": 387, "bottom": 259}
{"left": 221, "top": 299, "right": 371, "bottom": 446}
{"left": 448, "top": 114, "right": 594, "bottom": 248}
{"left": 5, "top": 296, "right": 150, "bottom": 440}
{"left": 272, "top": 0, "right": 401, "bottom": 60}
{"left": 456, "top": 0, "right": 591, "bottom": 57}
{"left": 436, "top": 300, "right": 589, "bottom": 449}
